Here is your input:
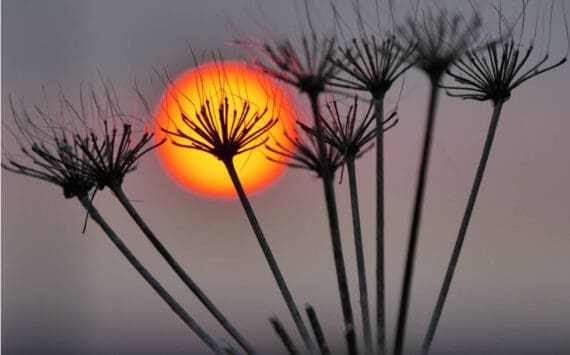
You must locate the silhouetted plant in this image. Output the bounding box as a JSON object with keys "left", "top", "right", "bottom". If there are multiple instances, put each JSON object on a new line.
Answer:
{"left": 2, "top": 94, "right": 226, "bottom": 354}
{"left": 266, "top": 123, "right": 344, "bottom": 178}
{"left": 249, "top": 31, "right": 359, "bottom": 355}
{"left": 305, "top": 304, "right": 331, "bottom": 355}
{"left": 161, "top": 92, "right": 319, "bottom": 354}
{"left": 422, "top": 2, "right": 569, "bottom": 353}
{"left": 74, "top": 83, "right": 258, "bottom": 354}
{"left": 270, "top": 316, "right": 300, "bottom": 355}
{"left": 301, "top": 96, "right": 398, "bottom": 355}
{"left": 330, "top": 37, "right": 414, "bottom": 353}
{"left": 393, "top": 7, "right": 482, "bottom": 355}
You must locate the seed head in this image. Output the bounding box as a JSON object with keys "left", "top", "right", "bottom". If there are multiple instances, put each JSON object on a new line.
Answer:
{"left": 249, "top": 33, "right": 338, "bottom": 97}
{"left": 331, "top": 35, "right": 416, "bottom": 97}
{"left": 76, "top": 120, "right": 164, "bottom": 189}
{"left": 444, "top": 0, "right": 568, "bottom": 105}
{"left": 162, "top": 95, "right": 278, "bottom": 163}
{"left": 266, "top": 122, "right": 344, "bottom": 178}
{"left": 299, "top": 96, "right": 398, "bottom": 158}
{"left": 399, "top": 8, "right": 482, "bottom": 82}
{"left": 3, "top": 95, "right": 95, "bottom": 198}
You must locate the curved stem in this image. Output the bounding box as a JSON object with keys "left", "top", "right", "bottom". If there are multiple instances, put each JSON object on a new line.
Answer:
{"left": 309, "top": 93, "right": 357, "bottom": 355}
{"left": 374, "top": 94, "right": 386, "bottom": 355}
{"left": 110, "top": 184, "right": 256, "bottom": 355}
{"left": 394, "top": 82, "right": 440, "bottom": 355}
{"left": 77, "top": 194, "right": 224, "bottom": 355}
{"left": 421, "top": 102, "right": 504, "bottom": 354}
{"left": 346, "top": 155, "right": 373, "bottom": 355}
{"left": 223, "top": 159, "right": 318, "bottom": 355}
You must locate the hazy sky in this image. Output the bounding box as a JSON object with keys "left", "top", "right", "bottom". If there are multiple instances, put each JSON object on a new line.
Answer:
{"left": 3, "top": 0, "right": 570, "bottom": 354}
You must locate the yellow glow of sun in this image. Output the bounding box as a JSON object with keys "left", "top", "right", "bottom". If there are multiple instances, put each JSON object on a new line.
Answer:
{"left": 154, "top": 61, "right": 297, "bottom": 198}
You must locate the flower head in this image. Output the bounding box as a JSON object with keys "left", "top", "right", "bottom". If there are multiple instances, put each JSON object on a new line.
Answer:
{"left": 399, "top": 8, "right": 482, "bottom": 82}
{"left": 162, "top": 95, "right": 278, "bottom": 163}
{"left": 299, "top": 96, "right": 398, "bottom": 158}
{"left": 444, "top": 1, "right": 568, "bottom": 105}
{"left": 331, "top": 35, "right": 416, "bottom": 97}
{"left": 249, "top": 33, "right": 338, "bottom": 97}
{"left": 2, "top": 96, "right": 95, "bottom": 198}
{"left": 76, "top": 121, "right": 164, "bottom": 189}
{"left": 266, "top": 123, "right": 344, "bottom": 178}
{"left": 445, "top": 40, "right": 566, "bottom": 105}
{"left": 63, "top": 82, "right": 165, "bottom": 189}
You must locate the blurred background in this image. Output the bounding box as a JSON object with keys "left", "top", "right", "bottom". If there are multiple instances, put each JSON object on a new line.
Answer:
{"left": 2, "top": 0, "right": 570, "bottom": 354}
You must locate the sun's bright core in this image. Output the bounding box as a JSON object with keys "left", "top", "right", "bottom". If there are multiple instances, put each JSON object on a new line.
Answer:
{"left": 154, "top": 61, "right": 297, "bottom": 198}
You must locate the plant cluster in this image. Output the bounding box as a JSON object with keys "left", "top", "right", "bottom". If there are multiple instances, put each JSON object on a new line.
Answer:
{"left": 3, "top": 1, "right": 568, "bottom": 354}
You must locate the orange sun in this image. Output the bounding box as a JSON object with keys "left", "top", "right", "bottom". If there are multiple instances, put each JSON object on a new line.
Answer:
{"left": 154, "top": 61, "right": 297, "bottom": 198}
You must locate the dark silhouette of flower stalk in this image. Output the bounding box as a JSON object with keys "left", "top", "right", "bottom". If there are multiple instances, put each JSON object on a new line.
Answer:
{"left": 270, "top": 316, "right": 300, "bottom": 355}
{"left": 250, "top": 32, "right": 359, "bottom": 355}
{"left": 393, "top": 9, "right": 482, "bottom": 355}
{"left": 162, "top": 94, "right": 319, "bottom": 355}
{"left": 2, "top": 96, "right": 226, "bottom": 355}
{"left": 330, "top": 35, "right": 415, "bottom": 355}
{"left": 305, "top": 304, "right": 331, "bottom": 355}
{"left": 422, "top": 6, "right": 568, "bottom": 353}
{"left": 73, "top": 85, "right": 258, "bottom": 354}
{"left": 302, "top": 96, "right": 398, "bottom": 355}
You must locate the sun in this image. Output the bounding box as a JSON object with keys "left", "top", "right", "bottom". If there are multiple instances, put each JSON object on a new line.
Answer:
{"left": 154, "top": 61, "right": 297, "bottom": 198}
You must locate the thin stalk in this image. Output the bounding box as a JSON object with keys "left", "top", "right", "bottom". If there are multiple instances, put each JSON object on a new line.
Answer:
{"left": 374, "top": 94, "right": 386, "bottom": 355}
{"left": 306, "top": 304, "right": 331, "bottom": 355}
{"left": 394, "top": 82, "right": 441, "bottom": 355}
{"left": 77, "top": 194, "right": 225, "bottom": 355}
{"left": 110, "top": 184, "right": 256, "bottom": 355}
{"left": 346, "top": 154, "right": 373, "bottom": 355}
{"left": 270, "top": 316, "right": 300, "bottom": 355}
{"left": 223, "top": 158, "right": 318, "bottom": 355}
{"left": 421, "top": 102, "right": 504, "bottom": 354}
{"left": 309, "top": 93, "right": 358, "bottom": 355}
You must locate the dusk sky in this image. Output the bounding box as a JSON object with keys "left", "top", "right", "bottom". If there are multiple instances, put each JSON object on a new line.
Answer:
{"left": 2, "top": 0, "right": 570, "bottom": 354}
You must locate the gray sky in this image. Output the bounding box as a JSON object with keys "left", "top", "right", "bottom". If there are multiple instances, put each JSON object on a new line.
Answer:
{"left": 3, "top": 0, "right": 570, "bottom": 354}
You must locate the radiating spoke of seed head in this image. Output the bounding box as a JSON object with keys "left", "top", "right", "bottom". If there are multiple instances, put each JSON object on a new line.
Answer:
{"left": 331, "top": 35, "right": 417, "bottom": 97}
{"left": 265, "top": 122, "right": 344, "bottom": 178}
{"left": 162, "top": 95, "right": 278, "bottom": 163}
{"left": 398, "top": 6, "right": 482, "bottom": 82}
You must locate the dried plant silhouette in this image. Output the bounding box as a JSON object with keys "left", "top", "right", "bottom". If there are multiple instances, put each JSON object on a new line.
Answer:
{"left": 330, "top": 9, "right": 416, "bottom": 350}
{"left": 422, "top": 2, "right": 569, "bottom": 354}
{"left": 72, "top": 83, "right": 257, "bottom": 354}
{"left": 299, "top": 96, "right": 398, "bottom": 355}
{"left": 4, "top": 0, "right": 569, "bottom": 354}
{"left": 161, "top": 91, "right": 319, "bottom": 355}
{"left": 392, "top": 7, "right": 482, "bottom": 355}
{"left": 247, "top": 28, "right": 359, "bottom": 355}
{"left": 2, "top": 92, "right": 227, "bottom": 354}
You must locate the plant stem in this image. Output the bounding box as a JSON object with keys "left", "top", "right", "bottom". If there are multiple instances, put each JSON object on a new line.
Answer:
{"left": 308, "top": 93, "right": 358, "bottom": 355}
{"left": 77, "top": 194, "right": 225, "bottom": 355}
{"left": 223, "top": 159, "right": 318, "bottom": 355}
{"left": 270, "top": 316, "right": 300, "bottom": 355}
{"left": 373, "top": 94, "right": 386, "bottom": 355}
{"left": 110, "top": 184, "right": 256, "bottom": 355}
{"left": 394, "top": 82, "right": 441, "bottom": 355}
{"left": 306, "top": 304, "right": 330, "bottom": 355}
{"left": 346, "top": 154, "right": 373, "bottom": 355}
{"left": 421, "top": 102, "right": 504, "bottom": 354}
